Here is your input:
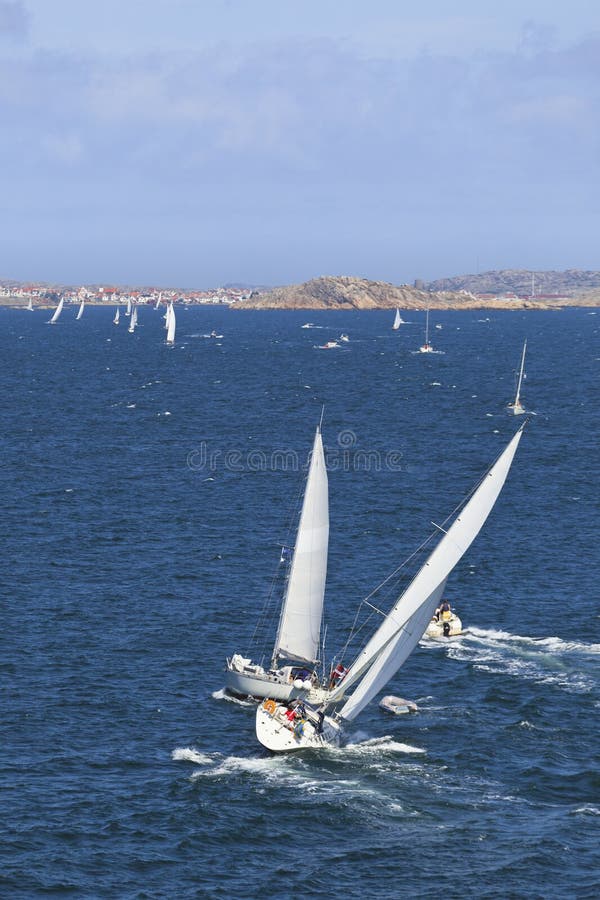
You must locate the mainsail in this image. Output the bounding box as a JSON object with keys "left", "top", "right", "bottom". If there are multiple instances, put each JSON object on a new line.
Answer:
{"left": 273, "top": 428, "right": 329, "bottom": 665}
{"left": 166, "top": 303, "right": 176, "bottom": 343}
{"left": 334, "top": 425, "right": 524, "bottom": 722}
{"left": 48, "top": 298, "right": 64, "bottom": 324}
{"left": 513, "top": 339, "right": 527, "bottom": 412}
{"left": 76, "top": 299, "right": 85, "bottom": 320}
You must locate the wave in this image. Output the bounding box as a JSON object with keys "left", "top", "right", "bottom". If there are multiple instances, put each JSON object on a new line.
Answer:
{"left": 171, "top": 746, "right": 214, "bottom": 765}
{"left": 443, "top": 626, "right": 597, "bottom": 693}
{"left": 211, "top": 687, "right": 256, "bottom": 707}
{"left": 466, "top": 626, "right": 600, "bottom": 656}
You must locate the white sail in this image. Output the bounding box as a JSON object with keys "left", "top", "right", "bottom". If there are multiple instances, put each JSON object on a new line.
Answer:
{"left": 166, "top": 303, "right": 176, "bottom": 343}
{"left": 48, "top": 298, "right": 64, "bottom": 324}
{"left": 128, "top": 305, "right": 137, "bottom": 333}
{"left": 273, "top": 428, "right": 329, "bottom": 665}
{"left": 126, "top": 297, "right": 132, "bottom": 316}
{"left": 76, "top": 299, "right": 85, "bottom": 320}
{"left": 27, "top": 297, "right": 33, "bottom": 311}
{"left": 511, "top": 339, "right": 527, "bottom": 414}
{"left": 392, "top": 309, "right": 401, "bottom": 330}
{"left": 113, "top": 308, "right": 120, "bottom": 325}
{"left": 155, "top": 292, "right": 162, "bottom": 310}
{"left": 335, "top": 426, "right": 524, "bottom": 722}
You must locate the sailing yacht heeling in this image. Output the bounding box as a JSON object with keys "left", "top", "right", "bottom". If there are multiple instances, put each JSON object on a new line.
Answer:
{"left": 225, "top": 425, "right": 330, "bottom": 703}
{"left": 256, "top": 423, "right": 525, "bottom": 751}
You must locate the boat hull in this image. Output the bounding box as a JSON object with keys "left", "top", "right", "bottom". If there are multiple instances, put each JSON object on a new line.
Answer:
{"left": 425, "top": 613, "right": 462, "bottom": 638}
{"left": 379, "top": 695, "right": 418, "bottom": 715}
{"left": 256, "top": 700, "right": 341, "bottom": 752}
{"left": 225, "top": 658, "right": 330, "bottom": 704}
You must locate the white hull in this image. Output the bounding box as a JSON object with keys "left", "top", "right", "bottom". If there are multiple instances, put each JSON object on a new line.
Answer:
{"left": 256, "top": 700, "right": 341, "bottom": 752}
{"left": 508, "top": 402, "right": 526, "bottom": 416}
{"left": 419, "top": 345, "right": 434, "bottom": 353}
{"left": 225, "top": 658, "right": 329, "bottom": 705}
{"left": 425, "top": 613, "right": 462, "bottom": 638}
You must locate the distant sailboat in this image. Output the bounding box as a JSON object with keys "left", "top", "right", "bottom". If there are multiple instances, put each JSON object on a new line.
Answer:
{"left": 166, "top": 303, "right": 176, "bottom": 344}
{"left": 418, "top": 309, "right": 434, "bottom": 353}
{"left": 508, "top": 339, "right": 527, "bottom": 415}
{"left": 155, "top": 292, "right": 162, "bottom": 310}
{"left": 47, "top": 298, "right": 64, "bottom": 324}
{"left": 392, "top": 309, "right": 404, "bottom": 330}
{"left": 26, "top": 297, "right": 34, "bottom": 312}
{"left": 128, "top": 305, "right": 138, "bottom": 333}
{"left": 76, "top": 298, "right": 85, "bottom": 320}
{"left": 125, "top": 297, "right": 132, "bottom": 317}
{"left": 113, "top": 308, "right": 120, "bottom": 325}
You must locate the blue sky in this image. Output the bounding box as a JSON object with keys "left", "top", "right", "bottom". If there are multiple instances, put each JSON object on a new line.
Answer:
{"left": 1, "top": 0, "right": 599, "bottom": 287}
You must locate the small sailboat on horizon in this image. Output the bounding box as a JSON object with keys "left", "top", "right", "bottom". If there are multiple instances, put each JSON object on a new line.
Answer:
{"left": 128, "top": 305, "right": 138, "bottom": 333}
{"left": 508, "top": 339, "right": 527, "bottom": 415}
{"left": 418, "top": 309, "right": 435, "bottom": 352}
{"left": 47, "top": 298, "right": 64, "bottom": 325}
{"left": 166, "top": 302, "right": 176, "bottom": 344}
{"left": 26, "top": 297, "right": 34, "bottom": 312}
{"left": 75, "top": 298, "right": 85, "bottom": 320}
{"left": 255, "top": 424, "right": 525, "bottom": 751}
{"left": 392, "top": 309, "right": 404, "bottom": 330}
{"left": 113, "top": 308, "right": 120, "bottom": 325}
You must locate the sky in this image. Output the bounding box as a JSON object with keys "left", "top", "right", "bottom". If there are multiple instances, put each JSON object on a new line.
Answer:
{"left": 1, "top": 0, "right": 599, "bottom": 287}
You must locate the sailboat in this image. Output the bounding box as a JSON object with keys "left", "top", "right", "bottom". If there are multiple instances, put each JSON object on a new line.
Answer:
{"left": 26, "top": 297, "right": 34, "bottom": 312}
{"left": 255, "top": 424, "right": 525, "bottom": 751}
{"left": 113, "top": 308, "right": 120, "bottom": 325}
{"left": 47, "top": 298, "right": 64, "bottom": 324}
{"left": 508, "top": 339, "right": 527, "bottom": 415}
{"left": 128, "top": 305, "right": 138, "bottom": 333}
{"left": 418, "top": 309, "right": 434, "bottom": 352}
{"left": 125, "top": 297, "right": 132, "bottom": 317}
{"left": 155, "top": 291, "right": 163, "bottom": 310}
{"left": 75, "top": 298, "right": 85, "bottom": 320}
{"left": 166, "top": 303, "right": 176, "bottom": 344}
{"left": 225, "top": 426, "right": 330, "bottom": 704}
{"left": 392, "top": 309, "right": 404, "bottom": 330}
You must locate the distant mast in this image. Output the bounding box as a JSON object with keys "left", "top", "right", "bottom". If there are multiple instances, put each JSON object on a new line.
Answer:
{"left": 509, "top": 339, "right": 527, "bottom": 415}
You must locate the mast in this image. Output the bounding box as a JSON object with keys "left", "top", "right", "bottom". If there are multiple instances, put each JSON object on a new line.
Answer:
{"left": 329, "top": 425, "right": 525, "bottom": 722}
{"left": 272, "top": 426, "right": 329, "bottom": 667}
{"left": 514, "top": 339, "right": 527, "bottom": 408}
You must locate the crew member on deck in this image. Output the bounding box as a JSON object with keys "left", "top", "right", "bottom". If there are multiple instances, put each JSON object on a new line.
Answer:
{"left": 329, "top": 662, "right": 348, "bottom": 689}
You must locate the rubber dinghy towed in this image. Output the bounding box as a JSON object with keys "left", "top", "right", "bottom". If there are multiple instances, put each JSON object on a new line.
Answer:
{"left": 256, "top": 424, "right": 525, "bottom": 752}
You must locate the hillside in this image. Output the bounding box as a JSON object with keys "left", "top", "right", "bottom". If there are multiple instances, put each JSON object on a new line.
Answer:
{"left": 424, "top": 269, "right": 600, "bottom": 297}
{"left": 236, "top": 275, "right": 592, "bottom": 310}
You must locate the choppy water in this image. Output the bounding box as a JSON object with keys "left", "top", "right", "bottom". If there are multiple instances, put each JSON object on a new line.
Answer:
{"left": 2, "top": 305, "right": 599, "bottom": 898}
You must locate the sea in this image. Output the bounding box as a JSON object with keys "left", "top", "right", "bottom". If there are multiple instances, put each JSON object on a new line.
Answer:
{"left": 2, "top": 304, "right": 599, "bottom": 899}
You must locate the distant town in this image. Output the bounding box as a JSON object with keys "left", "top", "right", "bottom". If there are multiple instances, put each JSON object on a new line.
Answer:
{"left": 0, "top": 280, "right": 254, "bottom": 308}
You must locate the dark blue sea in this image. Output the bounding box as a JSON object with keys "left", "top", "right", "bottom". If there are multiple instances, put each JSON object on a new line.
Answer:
{"left": 2, "top": 304, "right": 599, "bottom": 898}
